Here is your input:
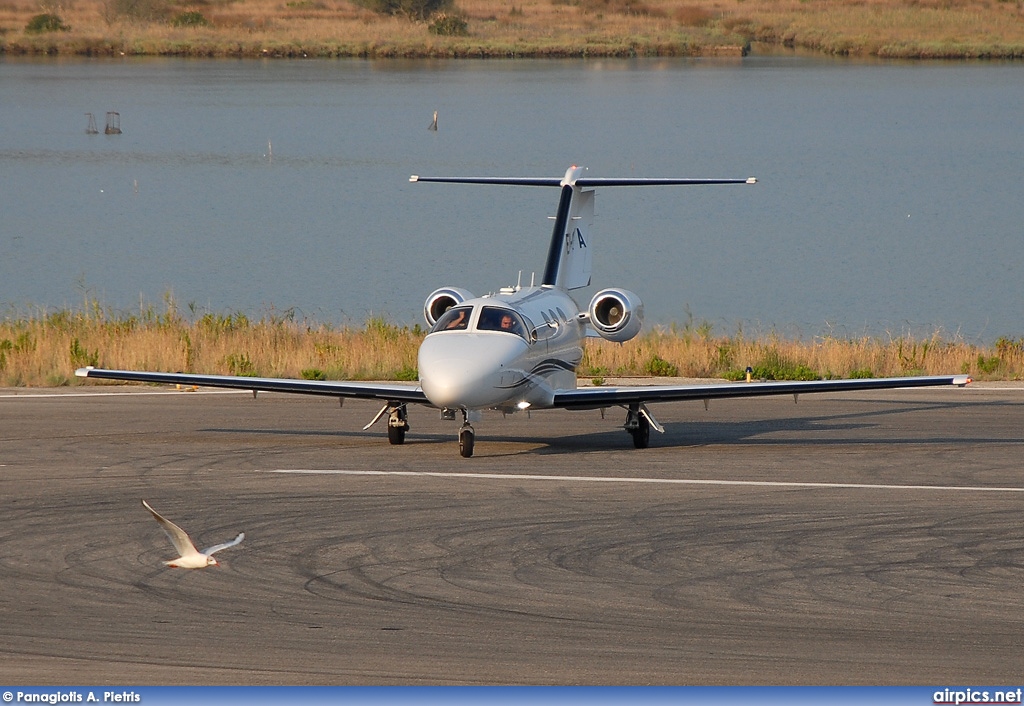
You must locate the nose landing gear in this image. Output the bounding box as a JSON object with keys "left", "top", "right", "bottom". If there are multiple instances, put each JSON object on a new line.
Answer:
{"left": 459, "top": 425, "right": 475, "bottom": 457}
{"left": 458, "top": 408, "right": 475, "bottom": 457}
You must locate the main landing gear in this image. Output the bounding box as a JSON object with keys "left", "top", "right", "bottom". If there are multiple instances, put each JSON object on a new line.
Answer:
{"left": 623, "top": 403, "right": 660, "bottom": 449}
{"left": 374, "top": 404, "right": 408, "bottom": 445}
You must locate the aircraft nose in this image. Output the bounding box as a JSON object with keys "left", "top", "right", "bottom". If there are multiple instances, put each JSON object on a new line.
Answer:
{"left": 419, "top": 333, "right": 527, "bottom": 409}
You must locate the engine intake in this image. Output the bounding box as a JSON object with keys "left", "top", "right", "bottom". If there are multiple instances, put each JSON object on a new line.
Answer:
{"left": 424, "top": 287, "right": 475, "bottom": 327}
{"left": 588, "top": 288, "right": 644, "bottom": 342}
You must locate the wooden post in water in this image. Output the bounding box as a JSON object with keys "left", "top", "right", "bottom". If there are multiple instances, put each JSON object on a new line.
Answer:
{"left": 105, "top": 111, "right": 122, "bottom": 134}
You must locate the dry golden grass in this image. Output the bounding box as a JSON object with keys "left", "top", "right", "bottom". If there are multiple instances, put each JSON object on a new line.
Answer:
{"left": 3, "top": 0, "right": 1022, "bottom": 57}
{"left": 3, "top": 304, "right": 1021, "bottom": 388}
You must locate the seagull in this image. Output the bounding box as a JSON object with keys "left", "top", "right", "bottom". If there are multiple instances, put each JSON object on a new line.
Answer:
{"left": 142, "top": 499, "right": 244, "bottom": 569}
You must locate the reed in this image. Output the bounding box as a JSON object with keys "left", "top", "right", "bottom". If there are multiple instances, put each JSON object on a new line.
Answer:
{"left": 2, "top": 0, "right": 1021, "bottom": 58}
{"left": 2, "top": 302, "right": 1021, "bottom": 387}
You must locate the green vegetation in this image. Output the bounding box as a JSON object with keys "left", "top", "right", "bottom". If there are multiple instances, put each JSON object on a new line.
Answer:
{"left": 171, "top": 11, "right": 211, "bottom": 28}
{"left": 428, "top": 13, "right": 468, "bottom": 36}
{"left": 25, "top": 13, "right": 69, "bottom": 33}
{"left": 644, "top": 354, "right": 679, "bottom": 378}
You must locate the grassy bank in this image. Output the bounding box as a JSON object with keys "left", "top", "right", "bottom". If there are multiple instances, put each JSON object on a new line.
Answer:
{"left": 2, "top": 0, "right": 1023, "bottom": 59}
{"left": 3, "top": 302, "right": 1022, "bottom": 388}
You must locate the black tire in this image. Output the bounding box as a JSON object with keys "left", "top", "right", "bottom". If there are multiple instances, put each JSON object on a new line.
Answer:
{"left": 631, "top": 414, "right": 650, "bottom": 449}
{"left": 388, "top": 425, "right": 406, "bottom": 445}
{"left": 459, "top": 428, "right": 475, "bottom": 458}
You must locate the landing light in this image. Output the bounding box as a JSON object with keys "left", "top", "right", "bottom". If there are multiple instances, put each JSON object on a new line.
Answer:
{"left": 517, "top": 401, "right": 532, "bottom": 410}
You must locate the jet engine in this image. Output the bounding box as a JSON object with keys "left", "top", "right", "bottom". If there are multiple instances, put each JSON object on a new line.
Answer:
{"left": 424, "top": 287, "right": 475, "bottom": 327}
{"left": 588, "top": 288, "right": 644, "bottom": 342}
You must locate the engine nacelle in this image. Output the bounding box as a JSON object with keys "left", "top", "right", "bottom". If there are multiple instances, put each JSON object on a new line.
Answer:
{"left": 588, "top": 288, "right": 644, "bottom": 342}
{"left": 424, "top": 287, "right": 475, "bottom": 327}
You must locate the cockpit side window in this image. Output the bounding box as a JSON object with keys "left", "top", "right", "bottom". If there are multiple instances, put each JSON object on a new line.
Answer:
{"left": 431, "top": 306, "right": 472, "bottom": 333}
{"left": 477, "top": 307, "right": 527, "bottom": 339}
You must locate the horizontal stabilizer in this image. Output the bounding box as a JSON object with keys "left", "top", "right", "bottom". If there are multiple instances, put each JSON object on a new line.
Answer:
{"left": 410, "top": 175, "right": 757, "bottom": 188}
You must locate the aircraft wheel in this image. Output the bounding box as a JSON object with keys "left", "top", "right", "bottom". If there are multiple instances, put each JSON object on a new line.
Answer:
{"left": 388, "top": 424, "right": 406, "bottom": 445}
{"left": 459, "top": 427, "right": 475, "bottom": 458}
{"left": 631, "top": 414, "right": 650, "bottom": 449}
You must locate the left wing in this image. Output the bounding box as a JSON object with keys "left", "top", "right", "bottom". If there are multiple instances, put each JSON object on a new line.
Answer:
{"left": 75, "top": 367, "right": 430, "bottom": 405}
{"left": 553, "top": 375, "right": 972, "bottom": 409}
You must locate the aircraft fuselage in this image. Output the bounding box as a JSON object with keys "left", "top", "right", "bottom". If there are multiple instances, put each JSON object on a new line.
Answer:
{"left": 418, "top": 286, "right": 585, "bottom": 413}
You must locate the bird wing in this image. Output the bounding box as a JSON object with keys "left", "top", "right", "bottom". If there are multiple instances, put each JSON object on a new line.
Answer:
{"left": 202, "top": 532, "right": 245, "bottom": 557}
{"left": 142, "top": 500, "right": 200, "bottom": 557}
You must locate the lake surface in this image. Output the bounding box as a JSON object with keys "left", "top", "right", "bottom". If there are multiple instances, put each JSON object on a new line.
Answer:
{"left": 1, "top": 55, "right": 1021, "bottom": 342}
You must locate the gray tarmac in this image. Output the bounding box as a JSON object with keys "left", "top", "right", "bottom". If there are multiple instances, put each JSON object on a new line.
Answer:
{"left": 2, "top": 383, "right": 1023, "bottom": 685}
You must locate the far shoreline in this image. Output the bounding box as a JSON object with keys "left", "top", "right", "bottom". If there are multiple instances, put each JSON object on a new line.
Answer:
{"left": 2, "top": 0, "right": 1022, "bottom": 62}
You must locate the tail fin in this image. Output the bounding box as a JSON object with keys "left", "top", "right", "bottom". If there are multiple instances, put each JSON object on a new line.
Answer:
{"left": 541, "top": 170, "right": 593, "bottom": 290}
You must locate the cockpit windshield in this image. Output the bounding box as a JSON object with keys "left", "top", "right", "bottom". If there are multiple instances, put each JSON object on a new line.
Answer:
{"left": 431, "top": 306, "right": 471, "bottom": 333}
{"left": 477, "top": 307, "right": 528, "bottom": 339}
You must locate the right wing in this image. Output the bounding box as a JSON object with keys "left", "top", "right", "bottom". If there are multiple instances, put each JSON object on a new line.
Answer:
{"left": 203, "top": 532, "right": 245, "bottom": 557}
{"left": 76, "top": 367, "right": 430, "bottom": 405}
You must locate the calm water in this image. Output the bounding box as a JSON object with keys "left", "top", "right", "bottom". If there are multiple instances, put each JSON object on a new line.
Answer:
{"left": 1, "top": 55, "right": 1021, "bottom": 342}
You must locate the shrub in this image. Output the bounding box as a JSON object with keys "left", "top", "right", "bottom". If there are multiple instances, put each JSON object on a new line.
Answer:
{"left": 26, "top": 13, "right": 70, "bottom": 33}
{"left": 224, "top": 352, "right": 256, "bottom": 376}
{"left": 429, "top": 13, "right": 468, "bottom": 36}
{"left": 644, "top": 354, "right": 678, "bottom": 377}
{"left": 354, "top": 0, "right": 452, "bottom": 20}
{"left": 977, "top": 355, "right": 1001, "bottom": 375}
{"left": 172, "top": 11, "right": 211, "bottom": 27}
{"left": 394, "top": 365, "right": 418, "bottom": 381}
{"left": 69, "top": 338, "right": 98, "bottom": 368}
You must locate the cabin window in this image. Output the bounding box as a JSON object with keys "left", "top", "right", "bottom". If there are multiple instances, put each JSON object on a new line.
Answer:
{"left": 477, "top": 307, "right": 527, "bottom": 339}
{"left": 431, "top": 306, "right": 471, "bottom": 332}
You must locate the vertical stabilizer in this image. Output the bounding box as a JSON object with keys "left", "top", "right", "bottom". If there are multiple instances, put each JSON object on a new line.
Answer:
{"left": 558, "top": 188, "right": 593, "bottom": 290}
{"left": 541, "top": 166, "right": 592, "bottom": 290}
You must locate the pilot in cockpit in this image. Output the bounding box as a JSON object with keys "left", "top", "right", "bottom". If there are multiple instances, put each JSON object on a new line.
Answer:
{"left": 478, "top": 307, "right": 525, "bottom": 338}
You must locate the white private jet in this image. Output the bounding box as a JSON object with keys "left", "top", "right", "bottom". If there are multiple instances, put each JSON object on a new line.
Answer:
{"left": 76, "top": 165, "right": 971, "bottom": 457}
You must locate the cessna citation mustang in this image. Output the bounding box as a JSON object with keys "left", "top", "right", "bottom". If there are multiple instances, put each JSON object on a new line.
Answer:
{"left": 77, "top": 165, "right": 971, "bottom": 457}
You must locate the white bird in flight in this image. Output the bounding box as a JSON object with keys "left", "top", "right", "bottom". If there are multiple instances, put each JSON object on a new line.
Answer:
{"left": 142, "top": 499, "right": 244, "bottom": 569}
